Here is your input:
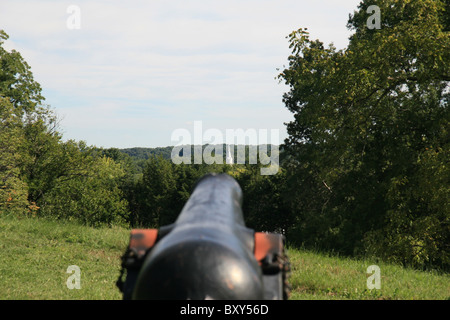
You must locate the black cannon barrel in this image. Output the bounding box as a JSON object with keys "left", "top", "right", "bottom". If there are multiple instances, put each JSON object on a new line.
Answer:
{"left": 132, "top": 173, "right": 264, "bottom": 300}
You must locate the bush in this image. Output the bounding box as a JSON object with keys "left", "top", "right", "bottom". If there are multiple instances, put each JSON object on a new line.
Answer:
{"left": 40, "top": 156, "right": 130, "bottom": 227}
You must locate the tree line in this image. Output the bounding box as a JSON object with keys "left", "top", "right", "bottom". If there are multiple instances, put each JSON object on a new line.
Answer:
{"left": 1, "top": 0, "right": 448, "bottom": 271}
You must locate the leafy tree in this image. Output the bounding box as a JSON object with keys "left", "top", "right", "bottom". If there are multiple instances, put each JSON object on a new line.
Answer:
{"left": 1, "top": 30, "right": 131, "bottom": 227}
{"left": 137, "top": 156, "right": 178, "bottom": 227}
{"left": 365, "top": 145, "right": 449, "bottom": 269}
{"left": 18, "top": 109, "right": 65, "bottom": 204}
{"left": 278, "top": 0, "right": 449, "bottom": 267}
{"left": 0, "top": 98, "right": 29, "bottom": 215}
{"left": 1, "top": 29, "right": 66, "bottom": 209}
{"left": 40, "top": 155, "right": 129, "bottom": 227}
{"left": 235, "top": 165, "right": 293, "bottom": 233}
{"left": 0, "top": 30, "right": 44, "bottom": 116}
{"left": 130, "top": 155, "right": 231, "bottom": 228}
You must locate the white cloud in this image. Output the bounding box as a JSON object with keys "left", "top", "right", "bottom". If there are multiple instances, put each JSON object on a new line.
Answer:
{"left": 0, "top": 0, "right": 362, "bottom": 148}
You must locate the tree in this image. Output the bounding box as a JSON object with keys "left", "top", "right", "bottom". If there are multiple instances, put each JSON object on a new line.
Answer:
{"left": 278, "top": 0, "right": 449, "bottom": 268}
{"left": 1, "top": 30, "right": 131, "bottom": 227}
{"left": 1, "top": 29, "right": 65, "bottom": 209}
{"left": 18, "top": 109, "right": 66, "bottom": 204}
{"left": 129, "top": 154, "right": 232, "bottom": 228}
{"left": 40, "top": 155, "right": 129, "bottom": 227}
{"left": 0, "top": 30, "right": 44, "bottom": 116}
{"left": 0, "top": 98, "right": 29, "bottom": 215}
{"left": 138, "top": 156, "right": 179, "bottom": 227}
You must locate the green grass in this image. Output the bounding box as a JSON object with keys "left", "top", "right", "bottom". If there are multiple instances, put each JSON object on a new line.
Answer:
{"left": 0, "top": 214, "right": 448, "bottom": 300}
{"left": 0, "top": 214, "right": 129, "bottom": 299}
{"left": 286, "top": 247, "right": 449, "bottom": 300}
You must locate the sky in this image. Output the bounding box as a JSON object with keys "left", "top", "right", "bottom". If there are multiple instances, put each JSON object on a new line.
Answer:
{"left": 0, "top": 0, "right": 362, "bottom": 149}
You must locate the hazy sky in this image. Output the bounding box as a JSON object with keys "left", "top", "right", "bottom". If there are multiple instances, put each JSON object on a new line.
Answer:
{"left": 1, "top": 0, "right": 362, "bottom": 148}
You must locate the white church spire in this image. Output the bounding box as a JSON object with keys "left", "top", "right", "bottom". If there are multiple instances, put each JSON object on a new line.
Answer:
{"left": 226, "top": 144, "right": 234, "bottom": 165}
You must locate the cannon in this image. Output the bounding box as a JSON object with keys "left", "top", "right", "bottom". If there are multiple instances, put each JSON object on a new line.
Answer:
{"left": 116, "top": 173, "right": 290, "bottom": 300}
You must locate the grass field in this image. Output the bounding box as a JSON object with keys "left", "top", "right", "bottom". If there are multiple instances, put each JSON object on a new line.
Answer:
{"left": 0, "top": 214, "right": 448, "bottom": 300}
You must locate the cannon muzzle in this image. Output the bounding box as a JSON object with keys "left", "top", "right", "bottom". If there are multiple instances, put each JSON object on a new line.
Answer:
{"left": 117, "top": 173, "right": 290, "bottom": 300}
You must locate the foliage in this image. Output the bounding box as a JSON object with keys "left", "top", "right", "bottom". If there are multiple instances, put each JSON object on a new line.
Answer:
{"left": 278, "top": 0, "right": 449, "bottom": 269}
{"left": 39, "top": 153, "right": 129, "bottom": 227}
{"left": 0, "top": 98, "right": 29, "bottom": 215}
{"left": 0, "top": 30, "right": 131, "bottom": 227}
{"left": 0, "top": 30, "right": 44, "bottom": 116}
{"left": 122, "top": 152, "right": 289, "bottom": 233}
{"left": 365, "top": 146, "right": 450, "bottom": 269}
{"left": 234, "top": 165, "right": 293, "bottom": 233}
{"left": 120, "top": 147, "right": 173, "bottom": 161}
{"left": 126, "top": 155, "right": 229, "bottom": 227}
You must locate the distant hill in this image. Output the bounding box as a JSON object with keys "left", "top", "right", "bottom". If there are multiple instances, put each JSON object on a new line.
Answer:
{"left": 119, "top": 144, "right": 282, "bottom": 163}
{"left": 120, "top": 146, "right": 173, "bottom": 160}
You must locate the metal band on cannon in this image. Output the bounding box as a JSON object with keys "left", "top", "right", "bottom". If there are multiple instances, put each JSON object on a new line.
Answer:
{"left": 117, "top": 173, "right": 290, "bottom": 300}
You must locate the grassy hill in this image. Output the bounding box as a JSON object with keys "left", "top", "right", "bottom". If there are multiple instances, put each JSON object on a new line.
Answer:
{"left": 0, "top": 214, "right": 448, "bottom": 300}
